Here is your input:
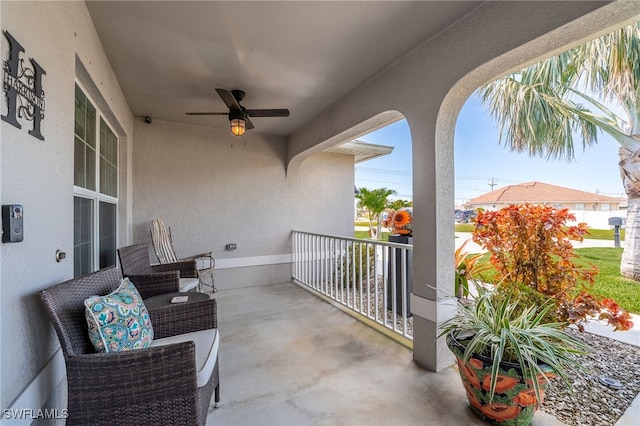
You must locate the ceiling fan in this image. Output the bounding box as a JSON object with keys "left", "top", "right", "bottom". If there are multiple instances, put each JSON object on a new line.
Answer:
{"left": 186, "top": 88, "right": 290, "bottom": 136}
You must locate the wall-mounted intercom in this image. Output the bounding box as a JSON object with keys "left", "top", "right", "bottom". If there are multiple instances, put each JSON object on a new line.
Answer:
{"left": 2, "top": 204, "right": 24, "bottom": 243}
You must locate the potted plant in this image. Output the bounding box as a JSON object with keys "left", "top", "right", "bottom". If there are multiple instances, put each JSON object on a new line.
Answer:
{"left": 439, "top": 283, "right": 590, "bottom": 425}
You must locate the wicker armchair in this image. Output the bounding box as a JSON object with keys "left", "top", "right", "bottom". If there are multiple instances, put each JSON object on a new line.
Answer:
{"left": 117, "top": 243, "right": 200, "bottom": 298}
{"left": 38, "top": 266, "right": 220, "bottom": 425}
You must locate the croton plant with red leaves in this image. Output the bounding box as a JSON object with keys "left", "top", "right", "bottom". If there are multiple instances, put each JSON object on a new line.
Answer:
{"left": 472, "top": 204, "right": 632, "bottom": 331}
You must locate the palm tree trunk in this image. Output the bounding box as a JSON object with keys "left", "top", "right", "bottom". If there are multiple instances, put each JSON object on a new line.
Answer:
{"left": 621, "top": 198, "right": 640, "bottom": 280}
{"left": 619, "top": 146, "right": 640, "bottom": 280}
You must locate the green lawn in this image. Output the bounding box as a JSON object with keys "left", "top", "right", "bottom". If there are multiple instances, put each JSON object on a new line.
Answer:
{"left": 574, "top": 248, "right": 639, "bottom": 314}
{"left": 354, "top": 230, "right": 391, "bottom": 240}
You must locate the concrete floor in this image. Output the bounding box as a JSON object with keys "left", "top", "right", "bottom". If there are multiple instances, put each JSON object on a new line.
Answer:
{"left": 205, "top": 282, "right": 562, "bottom": 425}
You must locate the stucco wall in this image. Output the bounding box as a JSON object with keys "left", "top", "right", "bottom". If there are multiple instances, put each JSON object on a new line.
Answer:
{"left": 131, "top": 118, "right": 354, "bottom": 289}
{"left": 0, "top": 1, "right": 133, "bottom": 413}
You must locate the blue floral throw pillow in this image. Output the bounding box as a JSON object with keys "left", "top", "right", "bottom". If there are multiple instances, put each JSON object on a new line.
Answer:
{"left": 84, "top": 278, "right": 154, "bottom": 352}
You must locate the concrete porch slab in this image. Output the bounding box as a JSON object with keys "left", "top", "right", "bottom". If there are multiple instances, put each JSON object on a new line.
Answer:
{"left": 206, "top": 282, "right": 562, "bottom": 425}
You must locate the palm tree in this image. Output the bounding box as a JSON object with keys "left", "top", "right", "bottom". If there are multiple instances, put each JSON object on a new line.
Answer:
{"left": 477, "top": 22, "right": 640, "bottom": 280}
{"left": 355, "top": 187, "right": 396, "bottom": 239}
{"left": 389, "top": 199, "right": 413, "bottom": 210}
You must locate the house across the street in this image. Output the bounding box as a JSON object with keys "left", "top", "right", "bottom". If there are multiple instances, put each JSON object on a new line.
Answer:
{"left": 464, "top": 181, "right": 626, "bottom": 211}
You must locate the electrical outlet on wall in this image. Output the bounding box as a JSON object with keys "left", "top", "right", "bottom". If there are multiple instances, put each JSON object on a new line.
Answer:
{"left": 225, "top": 243, "right": 237, "bottom": 250}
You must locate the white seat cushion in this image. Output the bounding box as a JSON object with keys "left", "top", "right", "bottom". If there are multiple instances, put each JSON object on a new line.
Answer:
{"left": 179, "top": 277, "right": 199, "bottom": 292}
{"left": 150, "top": 328, "right": 219, "bottom": 387}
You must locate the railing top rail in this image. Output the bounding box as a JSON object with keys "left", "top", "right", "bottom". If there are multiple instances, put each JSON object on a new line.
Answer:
{"left": 292, "top": 230, "right": 413, "bottom": 250}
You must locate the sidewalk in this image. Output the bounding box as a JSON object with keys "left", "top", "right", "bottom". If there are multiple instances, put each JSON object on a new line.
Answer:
{"left": 455, "top": 232, "right": 623, "bottom": 252}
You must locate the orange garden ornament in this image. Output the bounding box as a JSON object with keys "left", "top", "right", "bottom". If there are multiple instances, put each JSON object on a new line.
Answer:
{"left": 391, "top": 207, "right": 412, "bottom": 236}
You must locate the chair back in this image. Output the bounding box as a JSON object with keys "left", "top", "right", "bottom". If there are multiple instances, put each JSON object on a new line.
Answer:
{"left": 117, "top": 243, "right": 154, "bottom": 276}
{"left": 38, "top": 267, "right": 122, "bottom": 356}
{"left": 151, "top": 218, "right": 179, "bottom": 264}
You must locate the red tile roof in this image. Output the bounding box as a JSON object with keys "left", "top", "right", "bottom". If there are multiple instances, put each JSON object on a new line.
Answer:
{"left": 466, "top": 181, "right": 625, "bottom": 205}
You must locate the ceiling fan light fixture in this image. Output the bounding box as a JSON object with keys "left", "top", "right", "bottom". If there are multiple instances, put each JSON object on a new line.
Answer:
{"left": 230, "top": 118, "right": 246, "bottom": 136}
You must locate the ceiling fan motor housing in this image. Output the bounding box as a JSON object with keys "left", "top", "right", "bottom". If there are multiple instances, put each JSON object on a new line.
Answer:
{"left": 228, "top": 107, "right": 247, "bottom": 121}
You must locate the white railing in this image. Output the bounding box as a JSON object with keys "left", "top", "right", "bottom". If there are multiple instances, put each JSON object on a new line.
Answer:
{"left": 291, "top": 231, "right": 413, "bottom": 341}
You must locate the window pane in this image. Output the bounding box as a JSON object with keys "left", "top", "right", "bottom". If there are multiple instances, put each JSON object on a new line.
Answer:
{"left": 74, "top": 197, "right": 94, "bottom": 277}
{"left": 99, "top": 201, "right": 117, "bottom": 269}
{"left": 86, "top": 101, "right": 96, "bottom": 149}
{"left": 86, "top": 145, "right": 96, "bottom": 191}
{"left": 74, "top": 85, "right": 97, "bottom": 190}
{"left": 99, "top": 118, "right": 118, "bottom": 197}
{"left": 74, "top": 136, "right": 85, "bottom": 187}
{"left": 74, "top": 85, "right": 85, "bottom": 139}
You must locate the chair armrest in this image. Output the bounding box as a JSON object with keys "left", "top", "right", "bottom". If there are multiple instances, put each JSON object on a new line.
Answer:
{"left": 151, "top": 260, "right": 198, "bottom": 278}
{"left": 184, "top": 252, "right": 215, "bottom": 271}
{"left": 149, "top": 298, "right": 217, "bottom": 338}
{"left": 65, "top": 342, "right": 199, "bottom": 424}
{"left": 127, "top": 271, "right": 180, "bottom": 299}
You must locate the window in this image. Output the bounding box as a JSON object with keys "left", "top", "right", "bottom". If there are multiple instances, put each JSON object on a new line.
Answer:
{"left": 601, "top": 203, "right": 611, "bottom": 211}
{"left": 73, "top": 83, "right": 118, "bottom": 277}
{"left": 575, "top": 203, "right": 585, "bottom": 210}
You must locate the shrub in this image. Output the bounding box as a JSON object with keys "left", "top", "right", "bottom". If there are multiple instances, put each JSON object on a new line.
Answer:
{"left": 472, "top": 204, "right": 632, "bottom": 331}
{"left": 334, "top": 242, "right": 375, "bottom": 288}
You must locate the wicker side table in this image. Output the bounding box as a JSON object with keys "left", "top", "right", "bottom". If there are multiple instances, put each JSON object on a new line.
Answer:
{"left": 145, "top": 291, "right": 210, "bottom": 309}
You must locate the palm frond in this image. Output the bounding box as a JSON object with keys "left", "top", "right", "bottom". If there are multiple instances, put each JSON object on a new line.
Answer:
{"left": 478, "top": 22, "right": 640, "bottom": 162}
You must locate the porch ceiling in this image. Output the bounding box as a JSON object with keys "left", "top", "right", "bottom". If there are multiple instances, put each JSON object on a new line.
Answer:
{"left": 85, "top": 1, "right": 480, "bottom": 137}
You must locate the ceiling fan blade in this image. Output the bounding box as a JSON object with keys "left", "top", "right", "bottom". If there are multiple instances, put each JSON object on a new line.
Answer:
{"left": 185, "top": 112, "right": 228, "bottom": 116}
{"left": 246, "top": 109, "right": 290, "bottom": 118}
{"left": 245, "top": 117, "right": 255, "bottom": 130}
{"left": 215, "top": 88, "right": 241, "bottom": 110}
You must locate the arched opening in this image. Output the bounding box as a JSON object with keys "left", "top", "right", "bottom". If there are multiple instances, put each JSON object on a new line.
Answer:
{"left": 417, "top": 4, "right": 640, "bottom": 373}
{"left": 353, "top": 118, "right": 413, "bottom": 239}
{"left": 448, "top": 21, "right": 640, "bottom": 424}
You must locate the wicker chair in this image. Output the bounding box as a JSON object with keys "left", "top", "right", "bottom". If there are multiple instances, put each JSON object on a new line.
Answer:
{"left": 117, "top": 243, "right": 200, "bottom": 298}
{"left": 38, "top": 266, "right": 220, "bottom": 425}
{"left": 150, "top": 218, "right": 216, "bottom": 292}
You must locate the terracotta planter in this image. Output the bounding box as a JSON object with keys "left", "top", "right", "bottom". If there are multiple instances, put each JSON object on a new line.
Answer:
{"left": 447, "top": 332, "right": 556, "bottom": 425}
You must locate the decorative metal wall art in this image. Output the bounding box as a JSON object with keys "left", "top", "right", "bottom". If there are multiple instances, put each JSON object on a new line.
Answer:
{"left": 2, "top": 30, "right": 46, "bottom": 140}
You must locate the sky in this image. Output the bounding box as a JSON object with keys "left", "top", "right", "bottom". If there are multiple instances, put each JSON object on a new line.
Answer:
{"left": 354, "top": 93, "right": 626, "bottom": 206}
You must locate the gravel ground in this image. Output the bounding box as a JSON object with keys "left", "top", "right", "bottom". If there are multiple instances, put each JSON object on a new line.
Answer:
{"left": 329, "top": 278, "right": 413, "bottom": 336}
{"left": 542, "top": 328, "right": 640, "bottom": 426}
{"left": 326, "top": 279, "right": 640, "bottom": 425}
